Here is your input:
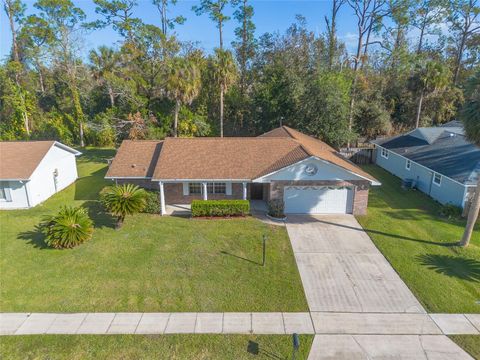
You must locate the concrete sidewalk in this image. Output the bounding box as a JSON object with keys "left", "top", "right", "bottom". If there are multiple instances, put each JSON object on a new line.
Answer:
{"left": 1, "top": 312, "right": 479, "bottom": 336}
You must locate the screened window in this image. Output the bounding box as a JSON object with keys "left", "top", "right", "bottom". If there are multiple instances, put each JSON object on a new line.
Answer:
{"left": 207, "top": 182, "right": 226, "bottom": 194}
{"left": 189, "top": 183, "right": 202, "bottom": 194}
{"left": 381, "top": 148, "right": 389, "bottom": 159}
{"left": 433, "top": 173, "right": 442, "bottom": 186}
{"left": 406, "top": 159, "right": 411, "bottom": 170}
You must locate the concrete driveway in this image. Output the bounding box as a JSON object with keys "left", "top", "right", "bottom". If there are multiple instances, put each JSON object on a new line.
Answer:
{"left": 286, "top": 215, "right": 425, "bottom": 313}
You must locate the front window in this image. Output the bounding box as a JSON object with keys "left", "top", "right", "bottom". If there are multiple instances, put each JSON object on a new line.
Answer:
{"left": 207, "top": 182, "right": 226, "bottom": 194}
{"left": 0, "top": 182, "right": 11, "bottom": 202}
{"left": 406, "top": 160, "right": 411, "bottom": 170}
{"left": 381, "top": 148, "right": 389, "bottom": 159}
{"left": 433, "top": 173, "right": 442, "bottom": 186}
{"left": 189, "top": 183, "right": 201, "bottom": 194}
{"left": 0, "top": 187, "right": 6, "bottom": 200}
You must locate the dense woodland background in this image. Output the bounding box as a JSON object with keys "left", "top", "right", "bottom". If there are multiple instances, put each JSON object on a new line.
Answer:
{"left": 1, "top": 0, "right": 479, "bottom": 148}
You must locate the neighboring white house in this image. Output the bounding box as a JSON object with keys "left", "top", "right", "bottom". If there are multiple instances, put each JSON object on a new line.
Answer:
{"left": 0, "top": 141, "right": 81, "bottom": 209}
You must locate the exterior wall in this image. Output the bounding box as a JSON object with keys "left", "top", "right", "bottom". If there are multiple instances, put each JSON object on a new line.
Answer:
{"left": 268, "top": 180, "right": 370, "bottom": 215}
{"left": 164, "top": 183, "right": 245, "bottom": 204}
{"left": 27, "top": 145, "right": 79, "bottom": 207}
{"left": 375, "top": 146, "right": 468, "bottom": 208}
{"left": 0, "top": 181, "right": 29, "bottom": 209}
{"left": 0, "top": 145, "right": 78, "bottom": 209}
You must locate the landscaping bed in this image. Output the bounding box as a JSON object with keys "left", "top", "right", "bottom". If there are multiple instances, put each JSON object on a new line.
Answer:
{"left": 0, "top": 149, "right": 308, "bottom": 313}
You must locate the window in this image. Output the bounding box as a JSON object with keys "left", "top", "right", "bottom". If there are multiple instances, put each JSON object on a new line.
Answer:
{"left": 207, "top": 182, "right": 226, "bottom": 194}
{"left": 381, "top": 148, "right": 389, "bottom": 159}
{"left": 406, "top": 159, "right": 411, "bottom": 170}
{"left": 189, "top": 183, "right": 201, "bottom": 194}
{"left": 0, "top": 182, "right": 11, "bottom": 202}
{"left": 433, "top": 173, "right": 442, "bottom": 186}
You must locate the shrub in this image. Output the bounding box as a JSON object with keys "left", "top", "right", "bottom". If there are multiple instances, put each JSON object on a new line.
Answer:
{"left": 267, "top": 199, "right": 285, "bottom": 218}
{"left": 142, "top": 190, "right": 160, "bottom": 214}
{"left": 439, "top": 203, "right": 462, "bottom": 219}
{"left": 42, "top": 206, "right": 94, "bottom": 249}
{"left": 101, "top": 184, "right": 147, "bottom": 228}
{"left": 191, "top": 200, "right": 250, "bottom": 217}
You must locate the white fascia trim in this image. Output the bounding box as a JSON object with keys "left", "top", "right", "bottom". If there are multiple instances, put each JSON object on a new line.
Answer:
{"left": 53, "top": 141, "right": 82, "bottom": 156}
{"left": 104, "top": 176, "right": 152, "bottom": 180}
{"left": 253, "top": 156, "right": 381, "bottom": 186}
{"left": 374, "top": 144, "right": 471, "bottom": 187}
{"left": 153, "top": 179, "right": 250, "bottom": 182}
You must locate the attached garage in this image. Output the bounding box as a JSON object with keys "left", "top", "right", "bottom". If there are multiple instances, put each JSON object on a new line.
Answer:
{"left": 284, "top": 186, "right": 354, "bottom": 214}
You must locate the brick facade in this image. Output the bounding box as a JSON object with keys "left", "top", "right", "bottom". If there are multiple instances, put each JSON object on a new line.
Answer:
{"left": 269, "top": 180, "right": 370, "bottom": 215}
{"left": 115, "top": 178, "right": 369, "bottom": 215}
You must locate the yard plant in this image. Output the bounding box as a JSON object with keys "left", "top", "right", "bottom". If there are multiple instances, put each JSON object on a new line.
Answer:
{"left": 191, "top": 199, "right": 250, "bottom": 217}
{"left": 42, "top": 206, "right": 94, "bottom": 249}
{"left": 101, "top": 183, "right": 147, "bottom": 228}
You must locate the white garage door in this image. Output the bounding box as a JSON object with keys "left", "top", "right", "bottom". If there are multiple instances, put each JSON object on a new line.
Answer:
{"left": 284, "top": 186, "right": 354, "bottom": 214}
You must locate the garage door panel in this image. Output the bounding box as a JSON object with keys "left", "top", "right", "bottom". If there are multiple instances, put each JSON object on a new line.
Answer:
{"left": 284, "top": 186, "right": 353, "bottom": 214}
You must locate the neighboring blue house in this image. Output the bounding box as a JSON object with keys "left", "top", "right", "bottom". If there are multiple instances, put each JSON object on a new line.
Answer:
{"left": 372, "top": 121, "right": 479, "bottom": 210}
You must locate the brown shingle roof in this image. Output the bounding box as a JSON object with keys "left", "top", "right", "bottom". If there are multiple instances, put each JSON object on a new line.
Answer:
{"left": 106, "top": 127, "right": 378, "bottom": 183}
{"left": 263, "top": 126, "right": 378, "bottom": 182}
{"left": 152, "top": 137, "right": 308, "bottom": 180}
{"left": 0, "top": 141, "right": 57, "bottom": 180}
{"left": 105, "top": 140, "right": 163, "bottom": 179}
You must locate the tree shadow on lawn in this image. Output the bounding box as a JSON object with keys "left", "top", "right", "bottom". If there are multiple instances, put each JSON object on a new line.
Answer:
{"left": 74, "top": 168, "right": 109, "bottom": 201}
{"left": 416, "top": 254, "right": 480, "bottom": 282}
{"left": 311, "top": 218, "right": 459, "bottom": 248}
{"left": 17, "top": 224, "right": 49, "bottom": 249}
{"left": 82, "top": 200, "right": 116, "bottom": 229}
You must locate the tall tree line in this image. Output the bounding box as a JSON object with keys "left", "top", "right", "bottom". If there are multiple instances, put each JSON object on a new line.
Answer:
{"left": 1, "top": 0, "right": 478, "bottom": 146}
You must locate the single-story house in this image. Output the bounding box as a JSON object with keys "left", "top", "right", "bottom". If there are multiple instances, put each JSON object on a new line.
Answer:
{"left": 372, "top": 121, "right": 479, "bottom": 210}
{"left": 105, "top": 126, "right": 379, "bottom": 215}
{"left": 0, "top": 141, "right": 81, "bottom": 209}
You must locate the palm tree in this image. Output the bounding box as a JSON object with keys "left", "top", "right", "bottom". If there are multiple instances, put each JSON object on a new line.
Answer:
{"left": 101, "top": 184, "right": 147, "bottom": 229}
{"left": 410, "top": 61, "right": 451, "bottom": 128}
{"left": 212, "top": 48, "right": 237, "bottom": 137}
{"left": 43, "top": 206, "right": 94, "bottom": 249}
{"left": 165, "top": 57, "right": 201, "bottom": 137}
{"left": 459, "top": 71, "right": 480, "bottom": 247}
{"left": 89, "top": 46, "right": 119, "bottom": 107}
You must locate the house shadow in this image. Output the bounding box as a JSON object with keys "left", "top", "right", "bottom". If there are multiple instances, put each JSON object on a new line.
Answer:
{"left": 416, "top": 254, "right": 480, "bottom": 282}
{"left": 74, "top": 168, "right": 109, "bottom": 201}
{"left": 82, "top": 200, "right": 116, "bottom": 229}
{"left": 18, "top": 224, "right": 49, "bottom": 249}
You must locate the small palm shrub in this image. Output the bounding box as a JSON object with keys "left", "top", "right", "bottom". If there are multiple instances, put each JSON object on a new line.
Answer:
{"left": 101, "top": 183, "right": 147, "bottom": 228}
{"left": 43, "top": 206, "right": 94, "bottom": 249}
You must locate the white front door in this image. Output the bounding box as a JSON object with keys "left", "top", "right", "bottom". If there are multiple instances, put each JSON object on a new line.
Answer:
{"left": 284, "top": 186, "right": 353, "bottom": 214}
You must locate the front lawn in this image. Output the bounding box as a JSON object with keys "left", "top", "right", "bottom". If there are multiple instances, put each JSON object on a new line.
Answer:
{"left": 0, "top": 334, "right": 314, "bottom": 360}
{"left": 357, "top": 165, "right": 480, "bottom": 314}
{"left": 0, "top": 149, "right": 308, "bottom": 312}
{"left": 449, "top": 335, "right": 480, "bottom": 359}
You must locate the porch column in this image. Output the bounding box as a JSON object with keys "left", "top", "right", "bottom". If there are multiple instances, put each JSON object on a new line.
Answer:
{"left": 202, "top": 182, "right": 208, "bottom": 200}
{"left": 159, "top": 181, "right": 166, "bottom": 216}
{"left": 242, "top": 182, "right": 247, "bottom": 200}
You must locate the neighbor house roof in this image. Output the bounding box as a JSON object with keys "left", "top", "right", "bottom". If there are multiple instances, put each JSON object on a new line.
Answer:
{"left": 106, "top": 127, "right": 378, "bottom": 183}
{"left": 372, "top": 124, "right": 480, "bottom": 185}
{"left": 0, "top": 141, "right": 81, "bottom": 181}
{"left": 105, "top": 140, "right": 163, "bottom": 179}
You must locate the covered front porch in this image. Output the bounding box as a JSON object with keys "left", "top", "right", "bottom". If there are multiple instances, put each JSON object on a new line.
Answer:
{"left": 164, "top": 200, "right": 268, "bottom": 216}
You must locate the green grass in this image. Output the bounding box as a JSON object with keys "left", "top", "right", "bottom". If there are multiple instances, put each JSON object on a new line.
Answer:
{"left": 0, "top": 334, "right": 314, "bottom": 360}
{"left": 449, "top": 335, "right": 480, "bottom": 359}
{"left": 0, "top": 148, "right": 308, "bottom": 312}
{"left": 356, "top": 165, "right": 480, "bottom": 314}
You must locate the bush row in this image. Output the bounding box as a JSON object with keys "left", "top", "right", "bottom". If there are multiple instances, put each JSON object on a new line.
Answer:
{"left": 191, "top": 200, "right": 250, "bottom": 217}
